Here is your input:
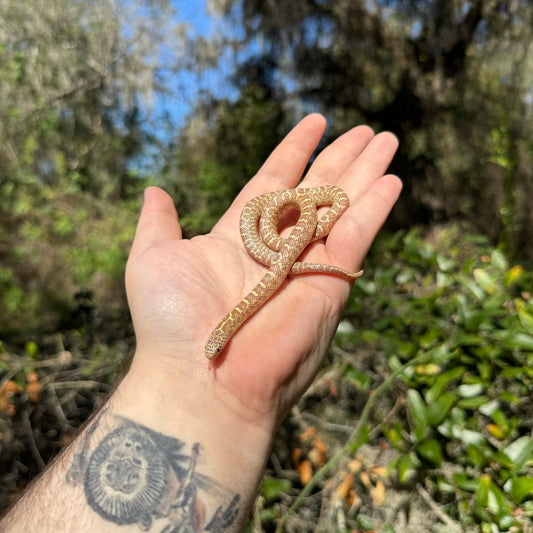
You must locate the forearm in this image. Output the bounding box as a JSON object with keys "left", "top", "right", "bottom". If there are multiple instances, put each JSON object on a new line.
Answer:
{"left": 1, "top": 354, "right": 273, "bottom": 532}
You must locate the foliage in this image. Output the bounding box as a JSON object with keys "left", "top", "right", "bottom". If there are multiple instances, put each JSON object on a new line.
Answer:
{"left": 0, "top": 342, "right": 129, "bottom": 510}
{"left": 251, "top": 226, "right": 532, "bottom": 532}
{"left": 353, "top": 226, "right": 533, "bottom": 531}
{"left": 205, "top": 0, "right": 533, "bottom": 258}
{"left": 162, "top": 78, "right": 287, "bottom": 235}
{"left": 0, "top": 0, "right": 180, "bottom": 342}
{"left": 1, "top": 189, "right": 138, "bottom": 341}
{"left": 0, "top": 0, "right": 175, "bottom": 197}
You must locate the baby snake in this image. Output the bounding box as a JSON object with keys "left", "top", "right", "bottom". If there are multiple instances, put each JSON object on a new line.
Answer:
{"left": 205, "top": 185, "right": 364, "bottom": 359}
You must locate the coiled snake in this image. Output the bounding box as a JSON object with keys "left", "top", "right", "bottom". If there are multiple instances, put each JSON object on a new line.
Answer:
{"left": 205, "top": 185, "right": 364, "bottom": 359}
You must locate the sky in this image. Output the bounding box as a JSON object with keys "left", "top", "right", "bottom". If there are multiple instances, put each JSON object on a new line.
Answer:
{"left": 132, "top": 0, "right": 242, "bottom": 171}
{"left": 155, "top": 0, "right": 241, "bottom": 128}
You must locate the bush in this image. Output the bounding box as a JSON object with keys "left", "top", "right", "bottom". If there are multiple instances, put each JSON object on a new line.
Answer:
{"left": 258, "top": 225, "right": 533, "bottom": 532}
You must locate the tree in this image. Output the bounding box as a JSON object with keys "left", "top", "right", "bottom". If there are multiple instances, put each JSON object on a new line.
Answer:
{"left": 206, "top": 0, "right": 533, "bottom": 256}
{"left": 0, "top": 0, "right": 183, "bottom": 340}
{"left": 164, "top": 59, "right": 287, "bottom": 235}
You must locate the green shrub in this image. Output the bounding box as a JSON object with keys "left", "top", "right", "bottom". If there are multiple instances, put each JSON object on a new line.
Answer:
{"left": 344, "top": 226, "right": 533, "bottom": 531}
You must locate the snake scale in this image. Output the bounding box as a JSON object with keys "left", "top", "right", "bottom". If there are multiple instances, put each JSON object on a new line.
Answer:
{"left": 205, "top": 185, "right": 364, "bottom": 359}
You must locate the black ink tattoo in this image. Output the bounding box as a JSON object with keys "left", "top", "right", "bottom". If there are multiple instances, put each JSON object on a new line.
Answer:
{"left": 67, "top": 416, "right": 240, "bottom": 532}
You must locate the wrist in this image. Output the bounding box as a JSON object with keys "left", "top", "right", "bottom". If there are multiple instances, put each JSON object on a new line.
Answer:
{"left": 2, "top": 350, "right": 275, "bottom": 533}
{"left": 112, "top": 350, "right": 276, "bottom": 512}
{"left": 115, "top": 359, "right": 274, "bottom": 471}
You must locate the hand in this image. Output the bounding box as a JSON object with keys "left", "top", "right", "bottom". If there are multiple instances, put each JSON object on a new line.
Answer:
{"left": 0, "top": 115, "right": 402, "bottom": 533}
{"left": 124, "top": 114, "right": 401, "bottom": 433}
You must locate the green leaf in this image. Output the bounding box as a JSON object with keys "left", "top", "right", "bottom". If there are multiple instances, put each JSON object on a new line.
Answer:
{"left": 466, "top": 444, "right": 489, "bottom": 468}
{"left": 500, "top": 390, "right": 520, "bottom": 403}
{"left": 427, "top": 343, "right": 455, "bottom": 364}
{"left": 515, "top": 298, "right": 533, "bottom": 333}
{"left": 453, "top": 473, "right": 478, "bottom": 492}
{"left": 458, "top": 396, "right": 489, "bottom": 409}
{"left": 25, "top": 341, "right": 39, "bottom": 360}
{"left": 491, "top": 409, "right": 510, "bottom": 432}
{"left": 479, "top": 399, "right": 500, "bottom": 417}
{"left": 491, "top": 249, "right": 509, "bottom": 271}
{"left": 496, "top": 331, "right": 533, "bottom": 350}
{"left": 395, "top": 266, "right": 414, "bottom": 284}
{"left": 425, "top": 366, "right": 466, "bottom": 403}
{"left": 261, "top": 477, "right": 292, "bottom": 502}
{"left": 505, "top": 476, "right": 533, "bottom": 504}
{"left": 457, "top": 383, "right": 484, "bottom": 398}
{"left": 473, "top": 268, "right": 497, "bottom": 294}
{"left": 356, "top": 514, "right": 374, "bottom": 530}
{"left": 259, "top": 507, "right": 282, "bottom": 522}
{"left": 407, "top": 389, "right": 428, "bottom": 442}
{"left": 476, "top": 474, "right": 507, "bottom": 514}
{"left": 476, "top": 360, "right": 493, "bottom": 382}
{"left": 486, "top": 482, "right": 506, "bottom": 514}
{"left": 417, "top": 439, "right": 442, "bottom": 467}
{"left": 426, "top": 392, "right": 455, "bottom": 426}
{"left": 344, "top": 365, "right": 373, "bottom": 389}
{"left": 458, "top": 274, "right": 487, "bottom": 300}
{"left": 436, "top": 254, "right": 455, "bottom": 272}
{"left": 420, "top": 327, "right": 440, "bottom": 349}
{"left": 476, "top": 474, "right": 491, "bottom": 507}
{"left": 503, "top": 265, "right": 523, "bottom": 286}
{"left": 502, "top": 436, "right": 533, "bottom": 473}
{"left": 395, "top": 453, "right": 417, "bottom": 484}
{"left": 444, "top": 425, "right": 486, "bottom": 446}
{"left": 382, "top": 425, "right": 404, "bottom": 449}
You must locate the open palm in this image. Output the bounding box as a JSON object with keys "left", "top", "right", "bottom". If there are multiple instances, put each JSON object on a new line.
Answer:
{"left": 125, "top": 114, "right": 401, "bottom": 429}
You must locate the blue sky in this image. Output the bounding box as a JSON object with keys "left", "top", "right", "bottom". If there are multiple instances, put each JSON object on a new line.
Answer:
{"left": 175, "top": 0, "right": 213, "bottom": 36}
{"left": 151, "top": 0, "right": 240, "bottom": 131}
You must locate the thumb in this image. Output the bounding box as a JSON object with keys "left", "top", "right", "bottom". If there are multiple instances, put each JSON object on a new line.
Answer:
{"left": 129, "top": 186, "right": 182, "bottom": 261}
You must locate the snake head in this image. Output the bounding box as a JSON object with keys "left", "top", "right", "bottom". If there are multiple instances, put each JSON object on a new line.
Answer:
{"left": 205, "top": 329, "right": 229, "bottom": 359}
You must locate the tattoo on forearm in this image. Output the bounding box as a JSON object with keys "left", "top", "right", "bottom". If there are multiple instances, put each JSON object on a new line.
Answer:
{"left": 66, "top": 415, "right": 240, "bottom": 532}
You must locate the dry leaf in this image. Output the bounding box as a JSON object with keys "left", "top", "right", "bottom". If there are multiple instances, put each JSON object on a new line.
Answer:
{"left": 299, "top": 426, "right": 316, "bottom": 442}
{"left": 370, "top": 466, "right": 388, "bottom": 479}
{"left": 26, "top": 372, "right": 42, "bottom": 403}
{"left": 58, "top": 350, "right": 72, "bottom": 364}
{"left": 335, "top": 472, "right": 354, "bottom": 500}
{"left": 486, "top": 423, "right": 505, "bottom": 440}
{"left": 348, "top": 458, "right": 363, "bottom": 474}
{"left": 347, "top": 488, "right": 361, "bottom": 508}
{"left": 292, "top": 447, "right": 302, "bottom": 467}
{"left": 0, "top": 380, "right": 22, "bottom": 414}
{"left": 298, "top": 459, "right": 313, "bottom": 485}
{"left": 371, "top": 479, "right": 386, "bottom": 506}
{"left": 309, "top": 434, "right": 326, "bottom": 467}
{"left": 27, "top": 381, "right": 42, "bottom": 404}
{"left": 360, "top": 471, "right": 371, "bottom": 487}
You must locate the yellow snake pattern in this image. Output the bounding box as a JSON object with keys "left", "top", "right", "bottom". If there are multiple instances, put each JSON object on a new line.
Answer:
{"left": 205, "top": 185, "right": 364, "bottom": 359}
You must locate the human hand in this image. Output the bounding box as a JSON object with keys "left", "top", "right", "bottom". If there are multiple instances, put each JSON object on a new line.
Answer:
{"left": 124, "top": 114, "right": 401, "bottom": 433}
{"left": 0, "top": 115, "right": 402, "bottom": 533}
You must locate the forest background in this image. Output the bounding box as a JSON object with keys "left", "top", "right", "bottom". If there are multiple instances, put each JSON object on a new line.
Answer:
{"left": 1, "top": 1, "right": 532, "bottom": 531}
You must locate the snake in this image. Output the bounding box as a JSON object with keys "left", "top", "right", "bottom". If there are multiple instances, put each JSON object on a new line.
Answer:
{"left": 205, "top": 185, "right": 364, "bottom": 359}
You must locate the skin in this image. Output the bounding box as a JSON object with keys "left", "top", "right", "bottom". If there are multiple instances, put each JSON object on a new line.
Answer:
{"left": 1, "top": 114, "right": 402, "bottom": 532}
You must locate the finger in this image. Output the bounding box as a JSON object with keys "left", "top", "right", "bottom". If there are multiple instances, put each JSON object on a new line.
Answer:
{"left": 213, "top": 114, "right": 327, "bottom": 235}
{"left": 338, "top": 132, "right": 399, "bottom": 198}
{"left": 299, "top": 125, "right": 375, "bottom": 188}
{"left": 326, "top": 174, "right": 403, "bottom": 270}
{"left": 252, "top": 113, "right": 327, "bottom": 192}
{"left": 129, "top": 186, "right": 182, "bottom": 261}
